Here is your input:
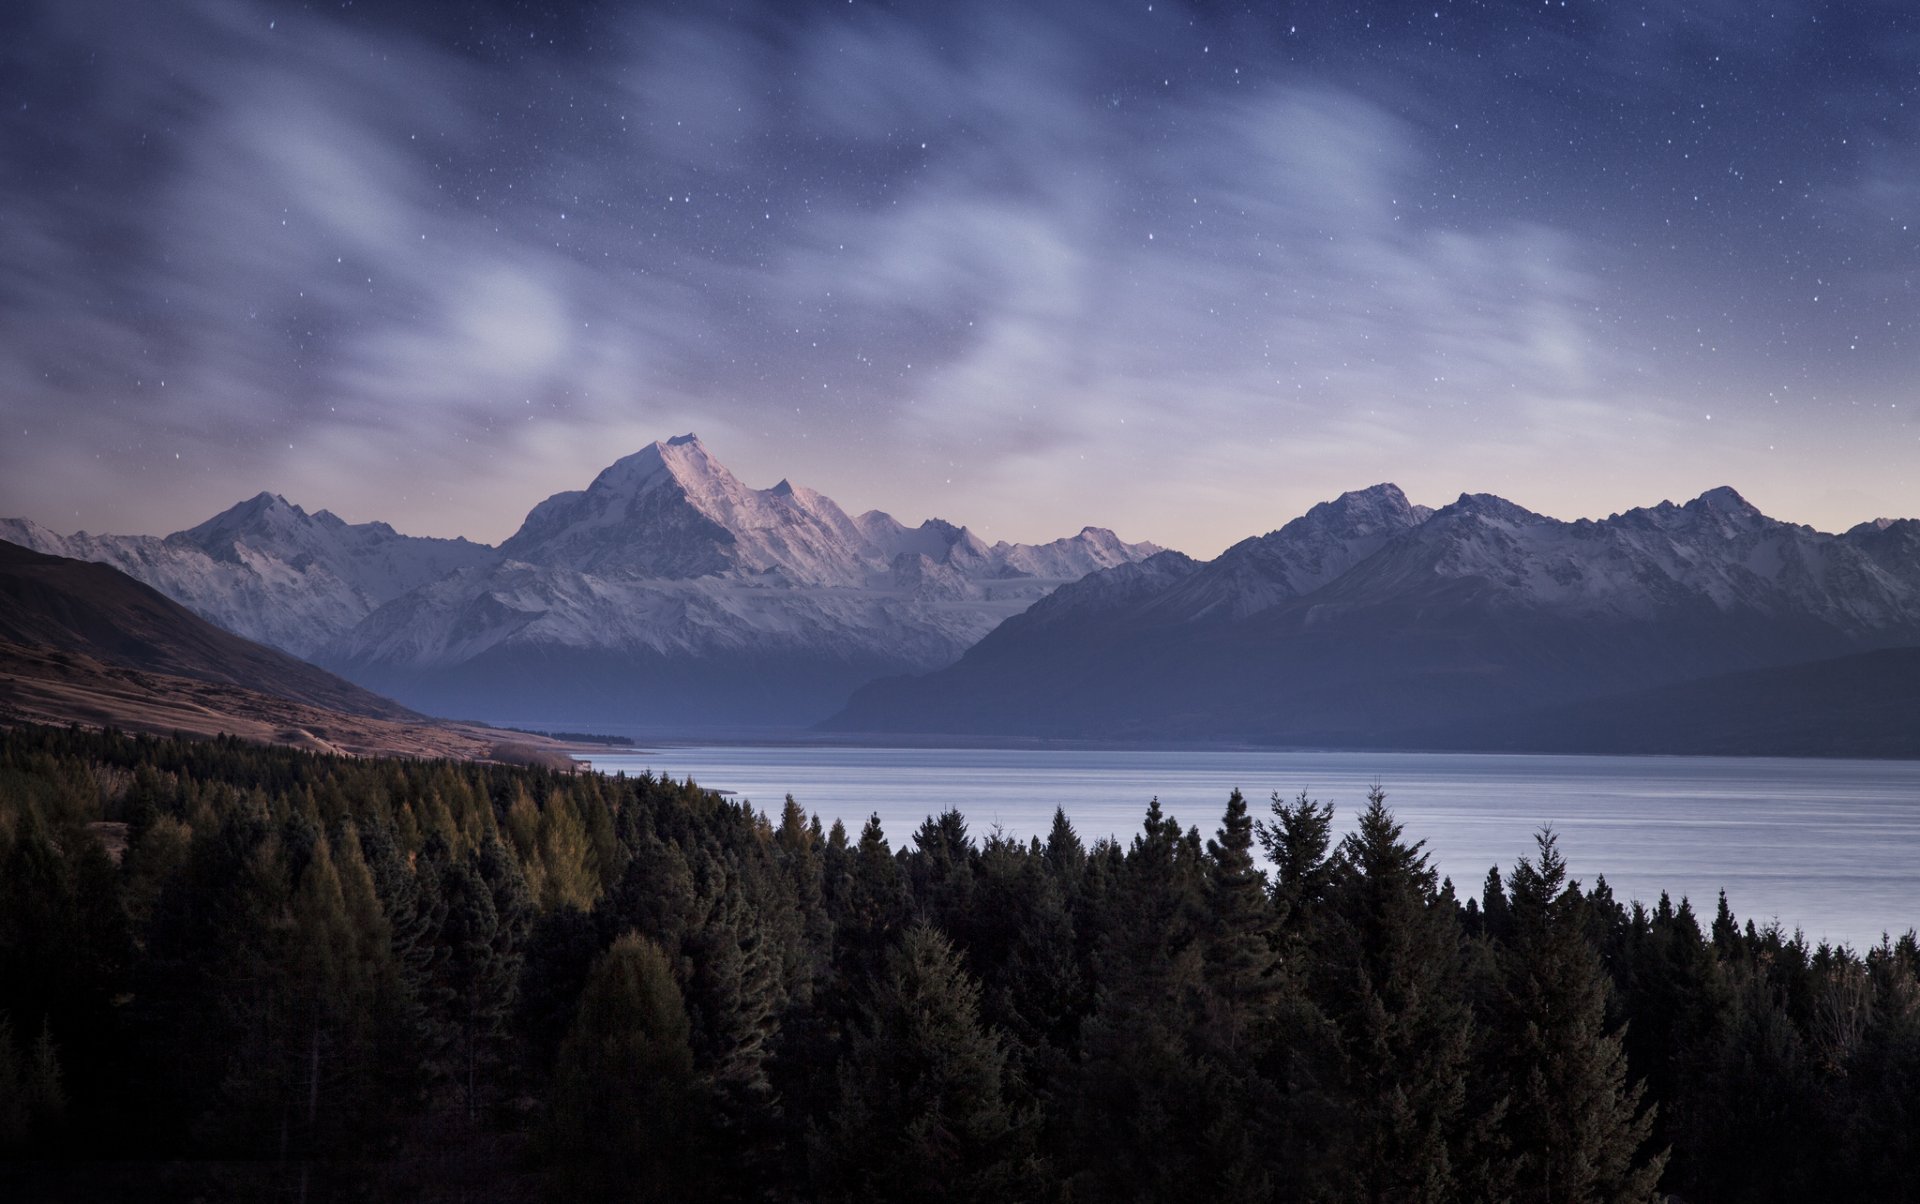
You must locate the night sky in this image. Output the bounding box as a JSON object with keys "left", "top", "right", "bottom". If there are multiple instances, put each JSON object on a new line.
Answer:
{"left": 3, "top": 0, "right": 1916, "bottom": 555}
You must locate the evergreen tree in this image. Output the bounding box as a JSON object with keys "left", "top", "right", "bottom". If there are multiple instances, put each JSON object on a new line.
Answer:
{"left": 1259, "top": 790, "right": 1336, "bottom": 936}
{"left": 681, "top": 855, "right": 784, "bottom": 1105}
{"left": 1043, "top": 806, "right": 1087, "bottom": 883}
{"left": 1202, "top": 789, "right": 1281, "bottom": 1055}
{"left": 1313, "top": 788, "right": 1498, "bottom": 1204}
{"left": 512, "top": 904, "right": 601, "bottom": 1084}
{"left": 774, "top": 795, "right": 833, "bottom": 998}
{"left": 813, "top": 922, "right": 1039, "bottom": 1203}
{"left": 428, "top": 854, "right": 520, "bottom": 1118}
{"left": 836, "top": 813, "right": 912, "bottom": 982}
{"left": 548, "top": 933, "right": 697, "bottom": 1202}
{"left": 908, "top": 809, "right": 980, "bottom": 954}
{"left": 1064, "top": 799, "right": 1214, "bottom": 1203}
{"left": 1498, "top": 830, "right": 1665, "bottom": 1204}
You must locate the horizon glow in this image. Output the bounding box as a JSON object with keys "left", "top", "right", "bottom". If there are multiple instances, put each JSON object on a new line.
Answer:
{"left": 2, "top": 1, "right": 1916, "bottom": 557}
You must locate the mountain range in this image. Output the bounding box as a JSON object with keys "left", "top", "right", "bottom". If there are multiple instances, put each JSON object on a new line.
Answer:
{"left": 827, "top": 483, "right": 1920, "bottom": 747}
{"left": 0, "top": 538, "right": 409, "bottom": 720}
{"left": 3, "top": 435, "right": 1159, "bottom": 730}
{"left": 0, "top": 496, "right": 493, "bottom": 657}
{"left": 0, "top": 538, "right": 560, "bottom": 760}
{"left": 11, "top": 445, "right": 1920, "bottom": 750}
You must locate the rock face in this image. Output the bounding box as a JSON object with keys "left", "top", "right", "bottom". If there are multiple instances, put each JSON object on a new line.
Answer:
{"left": 826, "top": 485, "right": 1920, "bottom": 747}
{"left": 323, "top": 435, "right": 1158, "bottom": 729}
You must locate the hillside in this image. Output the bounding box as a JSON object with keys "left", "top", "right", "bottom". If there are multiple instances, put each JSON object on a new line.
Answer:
{"left": 826, "top": 485, "right": 1920, "bottom": 750}
{"left": 1418, "top": 646, "right": 1920, "bottom": 758}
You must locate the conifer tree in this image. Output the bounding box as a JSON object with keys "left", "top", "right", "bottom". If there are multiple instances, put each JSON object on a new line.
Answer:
{"left": 987, "top": 851, "right": 1086, "bottom": 1078}
{"left": 1259, "top": 790, "right": 1336, "bottom": 936}
{"left": 837, "top": 813, "right": 911, "bottom": 982}
{"left": 1314, "top": 789, "right": 1497, "bottom": 1204}
{"left": 429, "top": 856, "right": 519, "bottom": 1118}
{"left": 682, "top": 856, "right": 784, "bottom": 1105}
{"left": 512, "top": 904, "right": 601, "bottom": 1082}
{"left": 1203, "top": 789, "right": 1281, "bottom": 1055}
{"left": 1043, "top": 806, "right": 1087, "bottom": 883}
{"left": 1499, "top": 830, "right": 1665, "bottom": 1204}
{"left": 1065, "top": 799, "right": 1214, "bottom": 1203}
{"left": 537, "top": 793, "right": 600, "bottom": 911}
{"left": 773, "top": 795, "right": 833, "bottom": 998}
{"left": 548, "top": 932, "right": 697, "bottom": 1202}
{"left": 908, "top": 809, "right": 979, "bottom": 952}
{"left": 275, "top": 832, "right": 402, "bottom": 1165}
{"left": 1481, "top": 866, "right": 1513, "bottom": 943}
{"left": 813, "top": 922, "right": 1038, "bottom": 1203}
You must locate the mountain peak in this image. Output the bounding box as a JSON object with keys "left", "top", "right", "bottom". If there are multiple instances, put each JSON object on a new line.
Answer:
{"left": 1344, "top": 482, "right": 1409, "bottom": 504}
{"left": 176, "top": 491, "right": 309, "bottom": 550}
{"left": 1430, "top": 492, "right": 1546, "bottom": 529}
{"left": 233, "top": 490, "right": 298, "bottom": 517}
{"left": 590, "top": 435, "right": 735, "bottom": 498}
{"left": 1689, "top": 485, "right": 1758, "bottom": 514}
{"left": 1681, "top": 485, "right": 1769, "bottom": 534}
{"left": 1283, "top": 482, "right": 1426, "bottom": 539}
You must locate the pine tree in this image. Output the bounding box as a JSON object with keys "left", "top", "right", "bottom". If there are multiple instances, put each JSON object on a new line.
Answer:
{"left": 1313, "top": 788, "right": 1497, "bottom": 1204}
{"left": 1259, "top": 790, "right": 1336, "bottom": 936}
{"left": 428, "top": 855, "right": 520, "bottom": 1119}
{"left": 279, "top": 832, "right": 401, "bottom": 1165}
{"left": 1202, "top": 790, "right": 1281, "bottom": 1055}
{"left": 837, "top": 813, "right": 911, "bottom": 983}
{"left": 1043, "top": 806, "right": 1087, "bottom": 882}
{"left": 987, "top": 851, "right": 1087, "bottom": 1078}
{"left": 511, "top": 905, "right": 601, "bottom": 1083}
{"left": 537, "top": 793, "right": 600, "bottom": 911}
{"left": 548, "top": 932, "right": 697, "bottom": 1202}
{"left": 813, "top": 922, "right": 1038, "bottom": 1203}
{"left": 682, "top": 855, "right": 784, "bottom": 1106}
{"left": 908, "top": 809, "right": 979, "bottom": 954}
{"left": 1064, "top": 799, "right": 1214, "bottom": 1203}
{"left": 1499, "top": 830, "right": 1665, "bottom": 1204}
{"left": 1198, "top": 790, "right": 1298, "bottom": 1199}
{"left": 774, "top": 795, "right": 834, "bottom": 997}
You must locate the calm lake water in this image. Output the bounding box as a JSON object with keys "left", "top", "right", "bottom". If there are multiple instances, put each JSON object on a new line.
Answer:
{"left": 588, "top": 746, "right": 1920, "bottom": 952}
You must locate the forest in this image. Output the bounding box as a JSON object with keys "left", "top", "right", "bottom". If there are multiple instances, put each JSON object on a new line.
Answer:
{"left": 0, "top": 723, "right": 1916, "bottom": 1202}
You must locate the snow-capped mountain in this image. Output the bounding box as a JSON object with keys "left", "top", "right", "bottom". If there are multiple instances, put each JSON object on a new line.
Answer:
{"left": 827, "top": 484, "right": 1920, "bottom": 745}
{"left": 0, "top": 495, "right": 492, "bottom": 657}
{"left": 1146, "top": 483, "right": 1433, "bottom": 623}
{"left": 3, "top": 435, "right": 1158, "bottom": 729}
{"left": 321, "top": 435, "right": 1160, "bottom": 728}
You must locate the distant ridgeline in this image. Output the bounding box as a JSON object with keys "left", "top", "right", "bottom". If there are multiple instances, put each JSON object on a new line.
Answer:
{"left": 3, "top": 723, "right": 1918, "bottom": 1201}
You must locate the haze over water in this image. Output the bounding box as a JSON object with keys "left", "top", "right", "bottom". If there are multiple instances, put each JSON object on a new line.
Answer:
{"left": 591, "top": 746, "right": 1920, "bottom": 953}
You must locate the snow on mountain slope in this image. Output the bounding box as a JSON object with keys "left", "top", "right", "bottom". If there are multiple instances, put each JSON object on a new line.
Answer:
{"left": 827, "top": 482, "right": 1920, "bottom": 743}
{"left": 0, "top": 496, "right": 493, "bottom": 657}
{"left": 1309, "top": 486, "right": 1920, "bottom": 634}
{"left": 498, "top": 435, "right": 878, "bottom": 585}
{"left": 3, "top": 434, "right": 1157, "bottom": 727}
{"left": 1148, "top": 483, "right": 1432, "bottom": 623}
{"left": 495, "top": 435, "right": 1159, "bottom": 589}
{"left": 322, "top": 434, "right": 1162, "bottom": 726}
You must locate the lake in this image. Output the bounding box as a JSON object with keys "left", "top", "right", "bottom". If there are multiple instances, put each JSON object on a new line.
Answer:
{"left": 588, "top": 745, "right": 1920, "bottom": 952}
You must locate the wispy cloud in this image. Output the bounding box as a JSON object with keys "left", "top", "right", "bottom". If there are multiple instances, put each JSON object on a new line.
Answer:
{"left": 1, "top": 0, "right": 1914, "bottom": 551}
